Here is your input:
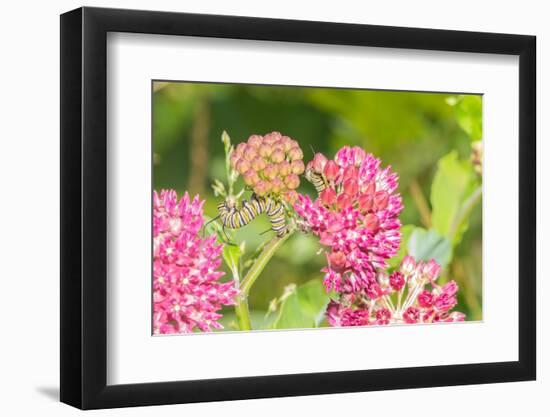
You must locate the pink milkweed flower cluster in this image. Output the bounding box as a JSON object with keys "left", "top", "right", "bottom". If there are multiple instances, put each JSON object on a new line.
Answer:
{"left": 326, "top": 255, "right": 465, "bottom": 326}
{"left": 295, "top": 145, "right": 465, "bottom": 327}
{"left": 153, "top": 190, "right": 238, "bottom": 334}
{"left": 295, "top": 146, "right": 403, "bottom": 297}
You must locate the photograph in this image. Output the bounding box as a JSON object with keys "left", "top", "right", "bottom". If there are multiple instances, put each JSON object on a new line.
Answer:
{"left": 152, "top": 81, "right": 483, "bottom": 334}
{"left": 0, "top": 0, "right": 542, "bottom": 413}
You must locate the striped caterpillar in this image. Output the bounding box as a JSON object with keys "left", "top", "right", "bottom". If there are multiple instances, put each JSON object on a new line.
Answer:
{"left": 217, "top": 194, "right": 287, "bottom": 237}
{"left": 305, "top": 166, "right": 328, "bottom": 194}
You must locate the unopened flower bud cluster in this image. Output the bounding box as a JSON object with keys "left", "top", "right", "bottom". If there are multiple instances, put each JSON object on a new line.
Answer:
{"left": 230, "top": 131, "right": 305, "bottom": 204}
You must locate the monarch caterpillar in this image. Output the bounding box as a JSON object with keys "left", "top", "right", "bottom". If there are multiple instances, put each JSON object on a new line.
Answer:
{"left": 218, "top": 194, "right": 288, "bottom": 237}
{"left": 305, "top": 167, "right": 328, "bottom": 194}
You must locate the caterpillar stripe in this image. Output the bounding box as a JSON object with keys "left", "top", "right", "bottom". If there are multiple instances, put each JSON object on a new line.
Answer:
{"left": 305, "top": 168, "right": 327, "bottom": 194}
{"left": 218, "top": 194, "right": 288, "bottom": 237}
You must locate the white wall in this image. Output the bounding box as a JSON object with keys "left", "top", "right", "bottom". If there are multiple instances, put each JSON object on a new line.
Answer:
{"left": 0, "top": 0, "right": 545, "bottom": 415}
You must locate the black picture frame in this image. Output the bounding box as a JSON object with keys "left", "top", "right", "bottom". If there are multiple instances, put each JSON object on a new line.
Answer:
{"left": 60, "top": 6, "right": 536, "bottom": 410}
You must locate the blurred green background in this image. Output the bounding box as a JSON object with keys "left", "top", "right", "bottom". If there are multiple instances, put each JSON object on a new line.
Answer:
{"left": 153, "top": 81, "right": 483, "bottom": 329}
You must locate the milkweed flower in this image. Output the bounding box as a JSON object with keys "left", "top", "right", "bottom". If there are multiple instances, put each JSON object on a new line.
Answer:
{"left": 231, "top": 131, "right": 304, "bottom": 203}
{"left": 325, "top": 256, "right": 465, "bottom": 327}
{"left": 295, "top": 146, "right": 403, "bottom": 295}
{"left": 153, "top": 190, "right": 238, "bottom": 334}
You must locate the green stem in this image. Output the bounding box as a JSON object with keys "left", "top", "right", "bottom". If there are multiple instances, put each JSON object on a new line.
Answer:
{"left": 409, "top": 178, "right": 432, "bottom": 228}
{"left": 234, "top": 230, "right": 295, "bottom": 330}
{"left": 241, "top": 231, "right": 294, "bottom": 295}
{"left": 234, "top": 296, "right": 252, "bottom": 330}
{"left": 447, "top": 185, "right": 482, "bottom": 242}
{"left": 225, "top": 254, "right": 250, "bottom": 330}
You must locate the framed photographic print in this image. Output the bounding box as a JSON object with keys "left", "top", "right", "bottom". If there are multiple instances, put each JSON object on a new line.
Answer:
{"left": 60, "top": 6, "right": 536, "bottom": 409}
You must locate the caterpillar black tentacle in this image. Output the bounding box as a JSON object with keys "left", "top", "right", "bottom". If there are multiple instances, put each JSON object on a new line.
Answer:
{"left": 218, "top": 194, "right": 288, "bottom": 237}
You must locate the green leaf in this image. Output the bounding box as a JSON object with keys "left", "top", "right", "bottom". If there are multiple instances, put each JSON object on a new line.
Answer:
{"left": 222, "top": 243, "right": 243, "bottom": 279}
{"left": 451, "top": 95, "right": 482, "bottom": 141}
{"left": 272, "top": 280, "right": 330, "bottom": 329}
{"left": 407, "top": 227, "right": 451, "bottom": 269}
{"left": 388, "top": 224, "right": 415, "bottom": 268}
{"left": 430, "top": 151, "right": 479, "bottom": 246}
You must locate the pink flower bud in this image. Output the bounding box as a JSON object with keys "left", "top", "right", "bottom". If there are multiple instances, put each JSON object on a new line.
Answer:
{"left": 352, "top": 146, "right": 367, "bottom": 165}
{"left": 320, "top": 188, "right": 337, "bottom": 206}
{"left": 336, "top": 193, "right": 352, "bottom": 210}
{"left": 403, "top": 306, "right": 420, "bottom": 324}
{"left": 258, "top": 143, "right": 272, "bottom": 158}
{"left": 263, "top": 131, "right": 281, "bottom": 144}
{"left": 358, "top": 194, "right": 373, "bottom": 212}
{"left": 417, "top": 290, "right": 434, "bottom": 308}
{"left": 283, "top": 190, "right": 298, "bottom": 204}
{"left": 254, "top": 180, "right": 271, "bottom": 196}
{"left": 389, "top": 271, "right": 405, "bottom": 291}
{"left": 305, "top": 161, "right": 314, "bottom": 175}
{"left": 343, "top": 165, "right": 358, "bottom": 181}
{"left": 401, "top": 255, "right": 416, "bottom": 276}
{"left": 326, "top": 218, "right": 344, "bottom": 234}
{"left": 243, "top": 169, "right": 260, "bottom": 186}
{"left": 243, "top": 146, "right": 257, "bottom": 161}
{"left": 363, "top": 181, "right": 376, "bottom": 196}
{"left": 262, "top": 164, "right": 278, "bottom": 180}
{"left": 343, "top": 178, "right": 359, "bottom": 197}
{"left": 284, "top": 173, "right": 300, "bottom": 190}
{"left": 363, "top": 213, "right": 379, "bottom": 231}
{"left": 327, "top": 250, "right": 346, "bottom": 271}
{"left": 290, "top": 160, "right": 305, "bottom": 175}
{"left": 247, "top": 134, "right": 263, "bottom": 148}
{"left": 270, "top": 177, "right": 284, "bottom": 193}
{"left": 447, "top": 311, "right": 466, "bottom": 322}
{"left": 271, "top": 149, "right": 286, "bottom": 163}
{"left": 235, "top": 142, "right": 247, "bottom": 157}
{"left": 434, "top": 291, "right": 457, "bottom": 312}
{"left": 278, "top": 161, "right": 291, "bottom": 176}
{"left": 422, "top": 259, "right": 441, "bottom": 281}
{"left": 271, "top": 141, "right": 285, "bottom": 154}
{"left": 374, "top": 190, "right": 389, "bottom": 210}
{"left": 441, "top": 281, "right": 459, "bottom": 296}
{"left": 230, "top": 153, "right": 240, "bottom": 168}
{"left": 236, "top": 159, "right": 251, "bottom": 174}
{"left": 375, "top": 308, "right": 391, "bottom": 325}
{"left": 288, "top": 147, "right": 304, "bottom": 161}
{"left": 281, "top": 136, "right": 293, "bottom": 152}
{"left": 366, "top": 282, "right": 384, "bottom": 300}
{"left": 251, "top": 156, "right": 267, "bottom": 172}
{"left": 312, "top": 153, "right": 328, "bottom": 173}
{"left": 324, "top": 160, "right": 339, "bottom": 182}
